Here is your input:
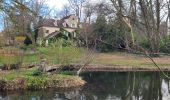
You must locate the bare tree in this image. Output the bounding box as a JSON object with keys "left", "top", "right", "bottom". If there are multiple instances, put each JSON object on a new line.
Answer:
{"left": 68, "top": 0, "right": 86, "bottom": 27}
{"left": 110, "top": 0, "right": 168, "bottom": 53}
{"left": 110, "top": 0, "right": 136, "bottom": 49}
{"left": 83, "top": 2, "right": 95, "bottom": 23}
{"left": 1, "top": 0, "right": 51, "bottom": 45}
{"left": 61, "top": 4, "right": 71, "bottom": 17}
{"left": 167, "top": 0, "right": 170, "bottom": 35}
{"left": 138, "top": 0, "right": 162, "bottom": 53}
{"left": 79, "top": 2, "right": 95, "bottom": 49}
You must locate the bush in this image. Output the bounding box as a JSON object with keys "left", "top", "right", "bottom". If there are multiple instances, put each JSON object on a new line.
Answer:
{"left": 23, "top": 68, "right": 42, "bottom": 76}
{"left": 140, "top": 38, "right": 150, "bottom": 49}
{"left": 49, "top": 38, "right": 75, "bottom": 47}
{"left": 27, "top": 76, "right": 47, "bottom": 89}
{"left": 32, "top": 69, "right": 43, "bottom": 76}
{"left": 160, "top": 36, "right": 170, "bottom": 53}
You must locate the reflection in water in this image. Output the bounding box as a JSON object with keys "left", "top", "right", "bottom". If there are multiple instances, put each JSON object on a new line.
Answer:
{"left": 0, "top": 72, "right": 170, "bottom": 100}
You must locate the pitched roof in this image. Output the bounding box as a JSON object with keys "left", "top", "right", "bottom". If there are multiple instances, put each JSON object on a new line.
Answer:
{"left": 61, "top": 14, "right": 75, "bottom": 20}
{"left": 38, "top": 14, "right": 77, "bottom": 28}
{"left": 38, "top": 19, "right": 57, "bottom": 27}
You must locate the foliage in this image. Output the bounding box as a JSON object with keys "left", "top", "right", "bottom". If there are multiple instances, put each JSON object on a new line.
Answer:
{"left": 49, "top": 38, "right": 75, "bottom": 47}
{"left": 160, "top": 36, "right": 170, "bottom": 53}
{"left": 26, "top": 76, "right": 47, "bottom": 89}
{"left": 139, "top": 38, "right": 150, "bottom": 49}
{"left": 93, "top": 16, "right": 126, "bottom": 52}
{"left": 15, "top": 36, "right": 26, "bottom": 43}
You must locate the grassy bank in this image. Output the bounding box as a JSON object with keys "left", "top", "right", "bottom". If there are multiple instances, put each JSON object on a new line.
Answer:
{"left": 1, "top": 46, "right": 170, "bottom": 71}
{"left": 0, "top": 46, "right": 85, "bottom": 69}
{"left": 93, "top": 52, "right": 170, "bottom": 68}
{"left": 0, "top": 68, "right": 85, "bottom": 90}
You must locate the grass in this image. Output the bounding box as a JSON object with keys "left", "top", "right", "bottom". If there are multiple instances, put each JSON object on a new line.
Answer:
{"left": 0, "top": 46, "right": 85, "bottom": 66}
{"left": 0, "top": 47, "right": 23, "bottom": 64}
{"left": 1, "top": 46, "right": 170, "bottom": 69}
{"left": 23, "top": 53, "right": 39, "bottom": 63}
{"left": 93, "top": 52, "right": 170, "bottom": 68}
{"left": 0, "top": 68, "right": 84, "bottom": 90}
{"left": 0, "top": 68, "right": 73, "bottom": 81}
{"left": 37, "top": 46, "right": 84, "bottom": 64}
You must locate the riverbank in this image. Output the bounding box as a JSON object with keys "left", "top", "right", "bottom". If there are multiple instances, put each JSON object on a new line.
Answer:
{"left": 72, "top": 64, "right": 170, "bottom": 72}
{"left": 0, "top": 68, "right": 85, "bottom": 91}
{"left": 94, "top": 52, "right": 170, "bottom": 67}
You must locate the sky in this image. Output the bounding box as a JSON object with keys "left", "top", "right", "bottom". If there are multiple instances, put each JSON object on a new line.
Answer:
{"left": 0, "top": 0, "right": 108, "bottom": 31}
{"left": 47, "top": 0, "right": 69, "bottom": 10}
{"left": 46, "top": 0, "right": 105, "bottom": 10}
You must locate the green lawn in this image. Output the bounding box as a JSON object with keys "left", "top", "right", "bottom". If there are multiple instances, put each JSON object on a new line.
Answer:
{"left": 0, "top": 46, "right": 85, "bottom": 67}
{"left": 1, "top": 46, "right": 170, "bottom": 68}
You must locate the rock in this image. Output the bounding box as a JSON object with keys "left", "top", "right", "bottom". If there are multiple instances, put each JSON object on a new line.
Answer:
{"left": 46, "top": 66, "right": 57, "bottom": 73}
{"left": 28, "top": 62, "right": 36, "bottom": 68}
{"left": 61, "top": 65, "right": 76, "bottom": 71}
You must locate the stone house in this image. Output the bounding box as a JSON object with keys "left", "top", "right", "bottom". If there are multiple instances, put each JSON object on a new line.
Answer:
{"left": 37, "top": 14, "right": 79, "bottom": 45}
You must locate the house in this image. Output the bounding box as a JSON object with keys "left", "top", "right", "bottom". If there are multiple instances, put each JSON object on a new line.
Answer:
{"left": 37, "top": 14, "right": 79, "bottom": 46}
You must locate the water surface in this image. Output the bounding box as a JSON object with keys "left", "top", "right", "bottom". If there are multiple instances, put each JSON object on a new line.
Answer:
{"left": 0, "top": 72, "right": 170, "bottom": 100}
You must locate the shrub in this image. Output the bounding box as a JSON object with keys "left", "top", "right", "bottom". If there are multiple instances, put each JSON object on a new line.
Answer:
{"left": 27, "top": 76, "right": 47, "bottom": 89}
{"left": 32, "top": 69, "right": 43, "bottom": 76}
{"left": 160, "top": 36, "right": 170, "bottom": 53}
{"left": 139, "top": 38, "right": 150, "bottom": 49}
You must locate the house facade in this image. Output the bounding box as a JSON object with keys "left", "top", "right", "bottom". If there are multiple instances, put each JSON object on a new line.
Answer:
{"left": 37, "top": 14, "right": 79, "bottom": 45}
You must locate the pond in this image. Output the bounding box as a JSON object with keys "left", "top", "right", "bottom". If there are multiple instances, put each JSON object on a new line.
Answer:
{"left": 0, "top": 71, "right": 170, "bottom": 100}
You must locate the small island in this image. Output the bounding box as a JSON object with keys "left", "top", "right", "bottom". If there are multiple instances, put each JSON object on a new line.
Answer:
{"left": 0, "top": 68, "right": 85, "bottom": 90}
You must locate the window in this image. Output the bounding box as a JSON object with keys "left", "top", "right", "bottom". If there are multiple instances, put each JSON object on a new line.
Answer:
{"left": 54, "top": 21, "right": 58, "bottom": 26}
{"left": 46, "top": 30, "right": 49, "bottom": 33}
{"left": 72, "top": 24, "right": 75, "bottom": 28}
{"left": 72, "top": 18, "right": 75, "bottom": 20}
